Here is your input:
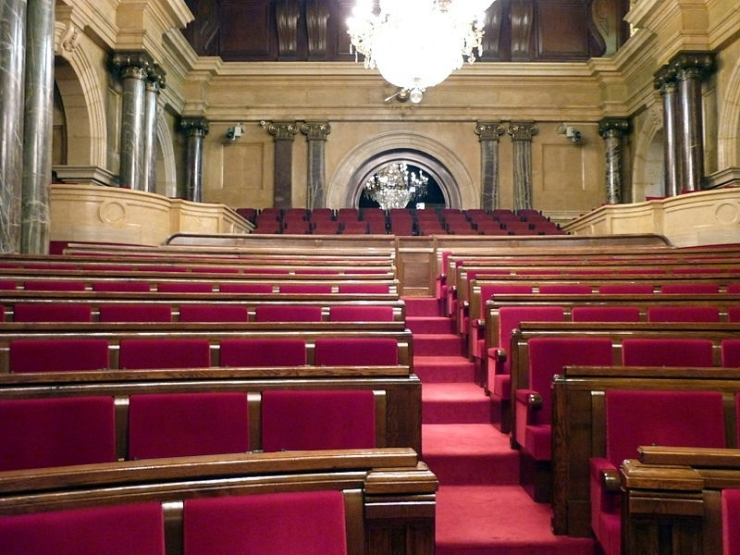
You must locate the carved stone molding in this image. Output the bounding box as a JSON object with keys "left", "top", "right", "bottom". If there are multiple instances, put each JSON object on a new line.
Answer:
{"left": 300, "top": 121, "right": 332, "bottom": 141}
{"left": 306, "top": 0, "right": 330, "bottom": 59}
{"left": 508, "top": 122, "right": 538, "bottom": 141}
{"left": 179, "top": 116, "right": 210, "bottom": 138}
{"left": 475, "top": 122, "right": 505, "bottom": 142}
{"left": 598, "top": 118, "right": 631, "bottom": 139}
{"left": 261, "top": 120, "right": 300, "bottom": 141}
{"left": 670, "top": 51, "right": 716, "bottom": 82}
{"left": 111, "top": 51, "right": 154, "bottom": 80}
{"left": 276, "top": 0, "right": 301, "bottom": 59}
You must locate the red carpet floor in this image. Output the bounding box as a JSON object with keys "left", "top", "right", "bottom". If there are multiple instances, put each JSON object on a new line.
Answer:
{"left": 405, "top": 297, "right": 594, "bottom": 555}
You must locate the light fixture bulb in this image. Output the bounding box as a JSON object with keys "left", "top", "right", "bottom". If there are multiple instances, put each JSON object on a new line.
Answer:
{"left": 409, "top": 89, "right": 423, "bottom": 104}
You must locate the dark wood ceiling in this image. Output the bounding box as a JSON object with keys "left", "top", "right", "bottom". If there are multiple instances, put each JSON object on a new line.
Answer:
{"left": 183, "top": 0, "right": 631, "bottom": 63}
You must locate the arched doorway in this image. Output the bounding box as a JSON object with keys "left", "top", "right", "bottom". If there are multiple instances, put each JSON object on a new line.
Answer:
{"left": 356, "top": 154, "right": 447, "bottom": 209}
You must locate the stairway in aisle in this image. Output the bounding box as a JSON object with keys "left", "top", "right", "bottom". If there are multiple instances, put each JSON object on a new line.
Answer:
{"left": 404, "top": 296, "right": 594, "bottom": 555}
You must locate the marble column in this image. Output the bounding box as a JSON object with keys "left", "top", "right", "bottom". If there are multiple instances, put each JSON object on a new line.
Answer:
{"left": 475, "top": 122, "right": 505, "bottom": 210}
{"left": 21, "top": 0, "right": 54, "bottom": 254}
{"left": 143, "top": 64, "right": 166, "bottom": 194}
{"left": 261, "top": 121, "right": 299, "bottom": 209}
{"left": 300, "top": 122, "right": 331, "bottom": 210}
{"left": 654, "top": 66, "right": 681, "bottom": 196}
{"left": 179, "top": 117, "right": 209, "bottom": 202}
{"left": 0, "top": 0, "right": 26, "bottom": 253}
{"left": 508, "top": 122, "right": 538, "bottom": 211}
{"left": 112, "top": 51, "right": 153, "bottom": 190}
{"left": 670, "top": 52, "right": 716, "bottom": 192}
{"left": 599, "top": 118, "right": 631, "bottom": 205}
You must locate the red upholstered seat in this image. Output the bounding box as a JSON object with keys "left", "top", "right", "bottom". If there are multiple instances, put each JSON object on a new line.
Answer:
{"left": 0, "top": 503, "right": 165, "bottom": 555}
{"left": 157, "top": 282, "right": 214, "bottom": 293}
{"left": 278, "top": 283, "right": 333, "bottom": 293}
{"left": 179, "top": 304, "right": 249, "bottom": 322}
{"left": 261, "top": 390, "right": 376, "bottom": 451}
{"left": 328, "top": 305, "right": 395, "bottom": 322}
{"left": 14, "top": 303, "right": 92, "bottom": 322}
{"left": 729, "top": 307, "right": 740, "bottom": 322}
{"left": 219, "top": 282, "right": 273, "bottom": 293}
{"left": 0, "top": 280, "right": 18, "bottom": 289}
{"left": 9, "top": 338, "right": 110, "bottom": 372}
{"left": 591, "top": 390, "right": 726, "bottom": 555}
{"left": 99, "top": 304, "right": 172, "bottom": 322}
{"left": 23, "top": 280, "right": 86, "bottom": 291}
{"left": 184, "top": 490, "right": 347, "bottom": 555}
{"left": 219, "top": 338, "right": 307, "bottom": 367}
{"left": 598, "top": 284, "right": 654, "bottom": 294}
{"left": 571, "top": 306, "right": 642, "bottom": 322}
{"left": 336, "top": 283, "right": 390, "bottom": 293}
{"left": 92, "top": 281, "right": 152, "bottom": 292}
{"left": 723, "top": 489, "right": 740, "bottom": 555}
{"left": 723, "top": 340, "right": 740, "bottom": 367}
{"left": 314, "top": 337, "right": 398, "bottom": 366}
{"left": 646, "top": 305, "right": 720, "bottom": 322}
{"left": 128, "top": 392, "right": 249, "bottom": 459}
{"left": 660, "top": 283, "right": 721, "bottom": 294}
{"left": 118, "top": 338, "right": 211, "bottom": 369}
{"left": 254, "top": 304, "right": 324, "bottom": 322}
{"left": 538, "top": 284, "right": 593, "bottom": 294}
{"left": 0, "top": 396, "right": 116, "bottom": 470}
{"left": 621, "top": 338, "right": 714, "bottom": 367}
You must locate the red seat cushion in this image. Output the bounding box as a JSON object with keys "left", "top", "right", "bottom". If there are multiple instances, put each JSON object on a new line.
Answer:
{"left": 128, "top": 392, "right": 249, "bottom": 459}
{"left": 261, "top": 390, "right": 376, "bottom": 451}
{"left": 184, "top": 491, "right": 347, "bottom": 555}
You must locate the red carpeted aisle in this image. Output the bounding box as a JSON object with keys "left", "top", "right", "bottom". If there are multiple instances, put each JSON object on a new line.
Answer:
{"left": 404, "top": 296, "right": 594, "bottom": 555}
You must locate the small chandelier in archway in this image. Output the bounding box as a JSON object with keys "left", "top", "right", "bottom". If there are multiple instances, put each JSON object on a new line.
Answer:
{"left": 364, "top": 162, "right": 429, "bottom": 210}
{"left": 347, "top": 0, "right": 494, "bottom": 103}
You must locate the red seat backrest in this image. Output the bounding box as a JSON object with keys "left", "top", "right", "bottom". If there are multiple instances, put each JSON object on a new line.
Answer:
{"left": 219, "top": 282, "right": 273, "bottom": 293}
{"left": 497, "top": 306, "right": 566, "bottom": 374}
{"left": 571, "top": 306, "right": 642, "bottom": 322}
{"left": 723, "top": 340, "right": 740, "bottom": 367}
{"left": 14, "top": 303, "right": 92, "bottom": 322}
{"left": 604, "top": 389, "right": 725, "bottom": 468}
{"left": 9, "top": 338, "right": 110, "bottom": 372}
{"left": 98, "top": 304, "right": 172, "bottom": 323}
{"left": 118, "top": 338, "right": 211, "bottom": 369}
{"left": 621, "top": 338, "right": 715, "bottom": 367}
{"left": 646, "top": 305, "right": 720, "bottom": 323}
{"left": 598, "top": 284, "right": 654, "bottom": 294}
{"left": 723, "top": 489, "right": 740, "bottom": 555}
{"left": 219, "top": 338, "right": 307, "bottom": 367}
{"left": 157, "top": 282, "right": 213, "bottom": 293}
{"left": 336, "top": 283, "right": 390, "bottom": 293}
{"left": 0, "top": 503, "right": 164, "bottom": 555}
{"left": 278, "top": 284, "right": 333, "bottom": 293}
{"left": 92, "top": 281, "right": 152, "bottom": 292}
{"left": 23, "top": 280, "right": 86, "bottom": 291}
{"left": 314, "top": 337, "right": 398, "bottom": 366}
{"left": 0, "top": 396, "right": 116, "bottom": 470}
{"left": 261, "top": 390, "right": 376, "bottom": 451}
{"left": 328, "top": 305, "right": 395, "bottom": 322}
{"left": 184, "top": 491, "right": 347, "bottom": 555}
{"left": 254, "top": 305, "right": 324, "bottom": 322}
{"left": 128, "top": 392, "right": 249, "bottom": 459}
{"left": 179, "top": 304, "right": 249, "bottom": 323}
{"left": 660, "top": 283, "right": 721, "bottom": 294}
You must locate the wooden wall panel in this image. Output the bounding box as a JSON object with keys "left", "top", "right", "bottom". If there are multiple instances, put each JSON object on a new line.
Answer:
{"left": 220, "top": 1, "right": 274, "bottom": 61}
{"left": 535, "top": 1, "right": 590, "bottom": 60}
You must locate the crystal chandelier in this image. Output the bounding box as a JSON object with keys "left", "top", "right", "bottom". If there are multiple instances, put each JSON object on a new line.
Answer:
{"left": 347, "top": 0, "right": 494, "bottom": 103}
{"left": 364, "top": 163, "right": 429, "bottom": 210}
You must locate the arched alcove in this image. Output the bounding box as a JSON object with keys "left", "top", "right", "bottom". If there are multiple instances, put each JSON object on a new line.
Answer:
{"left": 631, "top": 106, "right": 665, "bottom": 202}
{"left": 327, "top": 131, "right": 476, "bottom": 209}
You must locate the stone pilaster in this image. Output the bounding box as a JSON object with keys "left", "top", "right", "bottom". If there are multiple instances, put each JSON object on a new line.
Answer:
{"left": 670, "top": 51, "right": 716, "bottom": 192}
{"left": 21, "top": 0, "right": 54, "bottom": 254}
{"left": 261, "top": 121, "right": 299, "bottom": 209}
{"left": 300, "top": 122, "right": 331, "bottom": 210}
{"left": 508, "top": 122, "right": 538, "bottom": 211}
{"left": 599, "top": 118, "right": 631, "bottom": 205}
{"left": 654, "top": 65, "right": 681, "bottom": 196}
{"left": 0, "top": 0, "right": 26, "bottom": 253}
{"left": 112, "top": 51, "right": 154, "bottom": 190}
{"left": 179, "top": 117, "right": 209, "bottom": 202}
{"left": 144, "top": 64, "right": 166, "bottom": 194}
{"left": 475, "top": 122, "right": 505, "bottom": 210}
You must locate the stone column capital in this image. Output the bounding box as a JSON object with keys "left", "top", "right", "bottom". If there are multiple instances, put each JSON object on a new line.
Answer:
{"left": 111, "top": 51, "right": 154, "bottom": 80}
{"left": 508, "top": 122, "right": 538, "bottom": 141}
{"left": 598, "top": 118, "right": 631, "bottom": 139}
{"left": 261, "top": 120, "right": 300, "bottom": 141}
{"left": 475, "top": 122, "right": 505, "bottom": 142}
{"left": 653, "top": 65, "right": 679, "bottom": 92}
{"left": 179, "top": 116, "right": 210, "bottom": 137}
{"left": 300, "top": 121, "right": 332, "bottom": 141}
{"left": 146, "top": 63, "right": 167, "bottom": 91}
{"left": 669, "top": 51, "right": 716, "bottom": 81}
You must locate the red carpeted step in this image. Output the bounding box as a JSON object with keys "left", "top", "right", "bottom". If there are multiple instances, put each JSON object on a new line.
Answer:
{"left": 406, "top": 316, "right": 453, "bottom": 335}
{"left": 414, "top": 334, "right": 464, "bottom": 357}
{"left": 415, "top": 356, "right": 475, "bottom": 383}
{"left": 422, "top": 424, "right": 519, "bottom": 485}
{"left": 422, "top": 382, "right": 490, "bottom": 424}
{"left": 403, "top": 296, "right": 441, "bottom": 317}
{"left": 435, "top": 485, "right": 594, "bottom": 555}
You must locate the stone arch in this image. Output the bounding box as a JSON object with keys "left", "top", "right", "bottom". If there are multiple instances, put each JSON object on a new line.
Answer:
{"left": 156, "top": 116, "right": 177, "bottom": 197}
{"left": 717, "top": 55, "right": 740, "bottom": 168}
{"left": 327, "top": 131, "right": 476, "bottom": 209}
{"left": 54, "top": 21, "right": 107, "bottom": 168}
{"left": 631, "top": 104, "right": 665, "bottom": 202}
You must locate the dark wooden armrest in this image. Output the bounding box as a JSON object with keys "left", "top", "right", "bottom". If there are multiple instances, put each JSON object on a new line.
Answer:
{"left": 602, "top": 468, "right": 621, "bottom": 493}
{"left": 527, "top": 392, "right": 542, "bottom": 411}
{"left": 638, "top": 446, "right": 740, "bottom": 468}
